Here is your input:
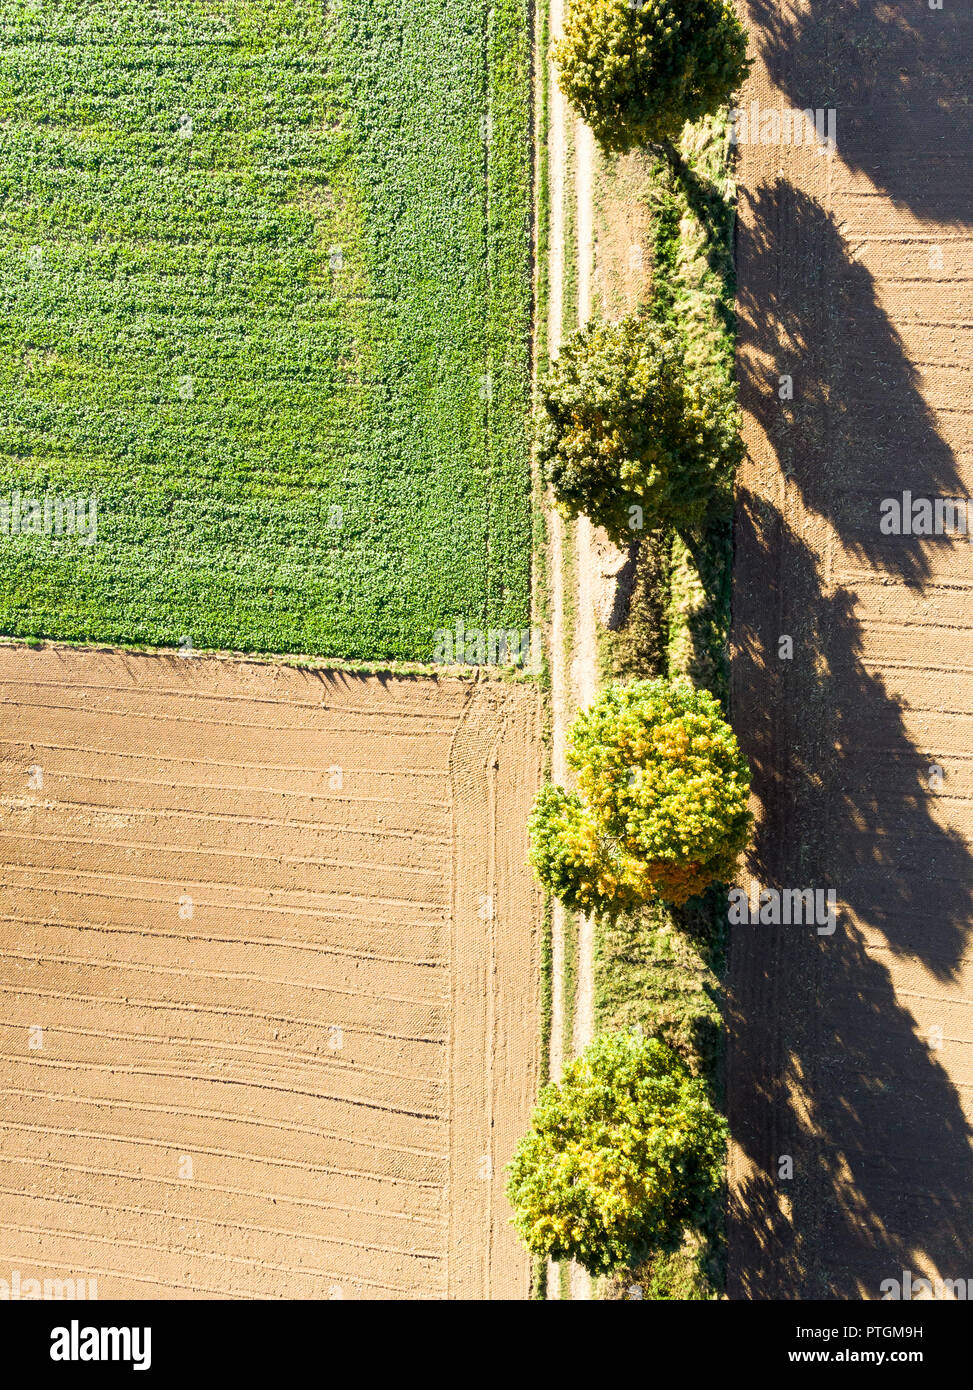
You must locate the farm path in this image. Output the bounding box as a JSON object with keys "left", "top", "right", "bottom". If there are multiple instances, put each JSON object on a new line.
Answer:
{"left": 571, "top": 118, "right": 598, "bottom": 1086}
{"left": 544, "top": 0, "right": 606, "bottom": 1302}
{"left": 728, "top": 0, "right": 973, "bottom": 1298}
{"left": 546, "top": 0, "right": 570, "bottom": 1100}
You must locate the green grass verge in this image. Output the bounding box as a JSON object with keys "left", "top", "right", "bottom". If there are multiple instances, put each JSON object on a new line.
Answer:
{"left": 0, "top": 0, "right": 533, "bottom": 660}
{"left": 560, "top": 116, "right": 579, "bottom": 336}
{"left": 561, "top": 905, "right": 579, "bottom": 1060}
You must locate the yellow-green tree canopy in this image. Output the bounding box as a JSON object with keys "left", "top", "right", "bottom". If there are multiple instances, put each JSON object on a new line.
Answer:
{"left": 528, "top": 678, "right": 752, "bottom": 913}
{"left": 553, "top": 0, "right": 750, "bottom": 153}
{"left": 506, "top": 1030, "right": 727, "bottom": 1275}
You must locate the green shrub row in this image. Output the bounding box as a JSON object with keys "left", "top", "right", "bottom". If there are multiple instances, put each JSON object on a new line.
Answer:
{"left": 512, "top": 5, "right": 752, "bottom": 1284}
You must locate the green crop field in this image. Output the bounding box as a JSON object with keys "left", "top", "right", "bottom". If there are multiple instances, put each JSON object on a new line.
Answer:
{"left": 0, "top": 0, "right": 532, "bottom": 660}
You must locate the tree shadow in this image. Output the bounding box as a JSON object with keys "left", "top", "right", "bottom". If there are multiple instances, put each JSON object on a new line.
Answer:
{"left": 736, "top": 179, "right": 967, "bottom": 592}
{"left": 728, "top": 490, "right": 973, "bottom": 1297}
{"left": 747, "top": 0, "right": 972, "bottom": 228}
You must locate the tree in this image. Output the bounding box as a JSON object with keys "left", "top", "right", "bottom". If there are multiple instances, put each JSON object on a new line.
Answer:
{"left": 506, "top": 1030, "right": 727, "bottom": 1275}
{"left": 528, "top": 678, "right": 752, "bottom": 913}
{"left": 535, "top": 313, "right": 743, "bottom": 545}
{"left": 553, "top": 0, "right": 750, "bottom": 154}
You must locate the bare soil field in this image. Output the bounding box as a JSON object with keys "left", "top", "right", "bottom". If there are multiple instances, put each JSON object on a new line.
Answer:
{"left": 729, "top": 0, "right": 973, "bottom": 1297}
{"left": 0, "top": 644, "right": 541, "bottom": 1299}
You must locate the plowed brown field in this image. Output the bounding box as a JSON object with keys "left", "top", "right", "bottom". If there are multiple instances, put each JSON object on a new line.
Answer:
{"left": 729, "top": 0, "right": 973, "bottom": 1298}
{"left": 0, "top": 645, "right": 541, "bottom": 1299}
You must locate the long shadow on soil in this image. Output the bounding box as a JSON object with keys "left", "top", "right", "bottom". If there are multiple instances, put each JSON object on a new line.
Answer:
{"left": 737, "top": 179, "right": 967, "bottom": 592}
{"left": 747, "top": 0, "right": 972, "bottom": 228}
{"left": 729, "top": 492, "right": 973, "bottom": 1298}
{"left": 729, "top": 164, "right": 973, "bottom": 1293}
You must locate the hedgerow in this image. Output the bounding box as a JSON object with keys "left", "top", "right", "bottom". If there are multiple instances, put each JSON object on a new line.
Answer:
{"left": 0, "top": 1, "right": 532, "bottom": 660}
{"left": 591, "top": 119, "right": 742, "bottom": 1301}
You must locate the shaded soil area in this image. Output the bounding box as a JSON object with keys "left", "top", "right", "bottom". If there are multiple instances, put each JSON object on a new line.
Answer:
{"left": 729, "top": 0, "right": 973, "bottom": 1298}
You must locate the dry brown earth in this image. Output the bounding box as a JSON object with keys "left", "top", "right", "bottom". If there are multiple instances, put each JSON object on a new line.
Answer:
{"left": 0, "top": 644, "right": 541, "bottom": 1299}
{"left": 729, "top": 0, "right": 973, "bottom": 1298}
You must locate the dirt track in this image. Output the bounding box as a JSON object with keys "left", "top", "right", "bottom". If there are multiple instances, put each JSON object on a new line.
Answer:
{"left": 545, "top": 0, "right": 603, "bottom": 1300}
{"left": 0, "top": 645, "right": 541, "bottom": 1299}
{"left": 729, "top": 0, "right": 973, "bottom": 1297}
